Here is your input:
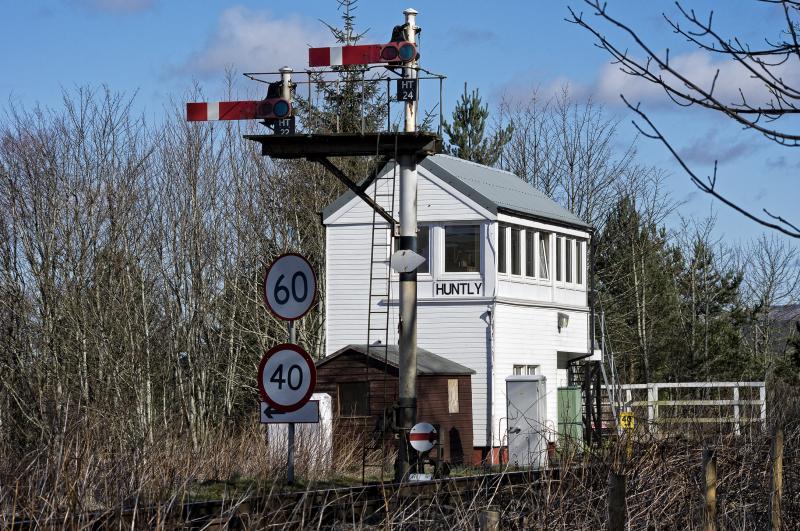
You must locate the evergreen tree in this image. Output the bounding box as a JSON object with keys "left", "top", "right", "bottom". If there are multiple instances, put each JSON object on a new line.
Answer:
{"left": 300, "top": 0, "right": 387, "bottom": 135}
{"left": 673, "top": 237, "right": 749, "bottom": 380}
{"left": 443, "top": 84, "right": 512, "bottom": 166}
{"left": 596, "top": 196, "right": 681, "bottom": 383}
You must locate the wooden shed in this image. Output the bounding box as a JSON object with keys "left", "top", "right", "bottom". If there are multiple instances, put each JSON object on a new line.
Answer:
{"left": 315, "top": 344, "right": 475, "bottom": 465}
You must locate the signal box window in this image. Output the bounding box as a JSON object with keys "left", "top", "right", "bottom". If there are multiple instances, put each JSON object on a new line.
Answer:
{"left": 338, "top": 382, "right": 369, "bottom": 417}
{"left": 445, "top": 225, "right": 480, "bottom": 273}
{"left": 417, "top": 226, "right": 430, "bottom": 274}
{"left": 539, "top": 233, "right": 550, "bottom": 279}
{"left": 392, "top": 226, "right": 430, "bottom": 274}
{"left": 556, "top": 237, "right": 563, "bottom": 281}
{"left": 498, "top": 224, "right": 508, "bottom": 274}
{"left": 511, "top": 227, "right": 521, "bottom": 275}
{"left": 513, "top": 364, "right": 540, "bottom": 375}
{"left": 566, "top": 239, "right": 573, "bottom": 283}
{"left": 525, "top": 230, "right": 535, "bottom": 277}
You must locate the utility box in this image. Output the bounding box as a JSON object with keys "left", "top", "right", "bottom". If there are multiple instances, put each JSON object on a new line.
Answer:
{"left": 557, "top": 386, "right": 583, "bottom": 448}
{"left": 506, "top": 375, "right": 547, "bottom": 468}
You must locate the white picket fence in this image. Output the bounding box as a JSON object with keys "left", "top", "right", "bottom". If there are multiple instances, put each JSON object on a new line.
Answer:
{"left": 610, "top": 382, "right": 766, "bottom": 434}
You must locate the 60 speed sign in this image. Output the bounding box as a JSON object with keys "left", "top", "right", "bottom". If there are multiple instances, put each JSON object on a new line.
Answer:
{"left": 258, "top": 343, "right": 317, "bottom": 413}
{"left": 264, "top": 253, "right": 317, "bottom": 321}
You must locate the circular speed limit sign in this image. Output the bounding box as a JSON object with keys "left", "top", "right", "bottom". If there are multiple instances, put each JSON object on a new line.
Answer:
{"left": 258, "top": 343, "right": 317, "bottom": 412}
{"left": 264, "top": 253, "right": 317, "bottom": 321}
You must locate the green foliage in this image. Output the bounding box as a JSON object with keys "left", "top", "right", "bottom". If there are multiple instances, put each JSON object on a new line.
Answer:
{"left": 299, "top": 0, "right": 386, "bottom": 135}
{"left": 673, "top": 239, "right": 749, "bottom": 380}
{"left": 597, "top": 197, "right": 754, "bottom": 383}
{"left": 596, "top": 196, "right": 681, "bottom": 383}
{"left": 443, "top": 84, "right": 512, "bottom": 166}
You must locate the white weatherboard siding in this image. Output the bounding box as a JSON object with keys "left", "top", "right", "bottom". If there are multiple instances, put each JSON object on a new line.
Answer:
{"left": 325, "top": 224, "right": 373, "bottom": 355}
{"left": 492, "top": 303, "right": 589, "bottom": 445}
{"left": 324, "top": 166, "right": 491, "bottom": 227}
{"left": 417, "top": 302, "right": 492, "bottom": 445}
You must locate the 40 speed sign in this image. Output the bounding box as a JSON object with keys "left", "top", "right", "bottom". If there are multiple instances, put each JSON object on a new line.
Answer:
{"left": 258, "top": 343, "right": 317, "bottom": 412}
{"left": 264, "top": 253, "right": 317, "bottom": 321}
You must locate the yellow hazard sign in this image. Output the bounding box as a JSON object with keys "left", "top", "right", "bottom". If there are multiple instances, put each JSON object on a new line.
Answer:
{"left": 619, "top": 411, "right": 635, "bottom": 430}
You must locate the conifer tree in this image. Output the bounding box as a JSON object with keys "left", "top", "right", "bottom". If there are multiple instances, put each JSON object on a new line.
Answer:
{"left": 301, "top": 0, "right": 387, "bottom": 135}
{"left": 443, "top": 83, "right": 512, "bottom": 166}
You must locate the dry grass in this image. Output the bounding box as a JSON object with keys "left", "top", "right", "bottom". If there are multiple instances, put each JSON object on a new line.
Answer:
{"left": 1, "top": 394, "right": 798, "bottom": 529}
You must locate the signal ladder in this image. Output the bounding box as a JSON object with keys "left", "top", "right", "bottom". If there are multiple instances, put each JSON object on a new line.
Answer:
{"left": 361, "top": 160, "right": 398, "bottom": 483}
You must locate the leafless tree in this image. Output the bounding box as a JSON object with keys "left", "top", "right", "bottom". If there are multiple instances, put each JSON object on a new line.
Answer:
{"left": 499, "top": 86, "right": 675, "bottom": 230}
{"left": 568, "top": 0, "right": 800, "bottom": 238}
{"left": 740, "top": 234, "right": 800, "bottom": 365}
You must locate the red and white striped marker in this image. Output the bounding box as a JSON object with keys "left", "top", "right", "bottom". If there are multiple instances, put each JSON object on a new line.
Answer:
{"left": 409, "top": 422, "right": 437, "bottom": 453}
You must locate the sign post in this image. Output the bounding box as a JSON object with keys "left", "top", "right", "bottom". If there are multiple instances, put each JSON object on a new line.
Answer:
{"left": 408, "top": 422, "right": 437, "bottom": 481}
{"left": 619, "top": 411, "right": 635, "bottom": 460}
{"left": 261, "top": 252, "right": 318, "bottom": 485}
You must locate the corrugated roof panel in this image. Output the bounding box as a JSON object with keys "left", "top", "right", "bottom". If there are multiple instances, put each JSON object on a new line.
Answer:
{"left": 322, "top": 154, "right": 591, "bottom": 230}
{"left": 320, "top": 344, "right": 475, "bottom": 375}
{"left": 421, "top": 155, "right": 590, "bottom": 229}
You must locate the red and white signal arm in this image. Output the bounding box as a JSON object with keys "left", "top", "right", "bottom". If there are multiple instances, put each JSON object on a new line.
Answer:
{"left": 186, "top": 98, "right": 292, "bottom": 122}
{"left": 409, "top": 422, "right": 438, "bottom": 453}
{"left": 308, "top": 41, "right": 417, "bottom": 67}
{"left": 263, "top": 253, "right": 317, "bottom": 321}
{"left": 258, "top": 343, "right": 317, "bottom": 413}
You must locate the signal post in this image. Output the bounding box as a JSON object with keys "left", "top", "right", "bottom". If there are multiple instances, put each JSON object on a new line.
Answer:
{"left": 187, "top": 7, "right": 438, "bottom": 483}
{"left": 397, "top": 7, "right": 419, "bottom": 481}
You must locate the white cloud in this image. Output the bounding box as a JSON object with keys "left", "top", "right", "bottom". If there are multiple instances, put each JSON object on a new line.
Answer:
{"left": 678, "top": 127, "right": 761, "bottom": 166}
{"left": 595, "top": 50, "right": 800, "bottom": 109}
{"left": 75, "top": 0, "right": 154, "bottom": 12}
{"left": 181, "top": 7, "right": 328, "bottom": 78}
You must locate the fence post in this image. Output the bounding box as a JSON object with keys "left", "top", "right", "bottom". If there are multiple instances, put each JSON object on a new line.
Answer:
{"left": 647, "top": 384, "right": 659, "bottom": 435}
{"left": 703, "top": 447, "right": 717, "bottom": 531}
{"left": 732, "top": 386, "right": 740, "bottom": 436}
{"left": 479, "top": 509, "right": 500, "bottom": 531}
{"left": 759, "top": 385, "right": 767, "bottom": 430}
{"left": 769, "top": 425, "right": 784, "bottom": 531}
{"left": 607, "top": 470, "right": 626, "bottom": 531}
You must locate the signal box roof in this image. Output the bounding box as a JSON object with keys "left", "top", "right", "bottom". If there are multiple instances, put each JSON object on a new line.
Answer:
{"left": 323, "top": 154, "right": 591, "bottom": 230}
{"left": 319, "top": 344, "right": 476, "bottom": 376}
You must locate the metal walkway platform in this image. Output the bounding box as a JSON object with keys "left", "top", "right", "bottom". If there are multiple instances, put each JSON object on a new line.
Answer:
{"left": 244, "top": 132, "right": 441, "bottom": 159}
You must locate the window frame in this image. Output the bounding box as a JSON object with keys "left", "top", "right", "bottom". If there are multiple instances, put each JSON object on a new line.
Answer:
{"left": 510, "top": 226, "right": 522, "bottom": 276}
{"left": 443, "top": 223, "right": 482, "bottom": 275}
{"left": 525, "top": 229, "right": 535, "bottom": 278}
{"left": 556, "top": 236, "right": 563, "bottom": 282}
{"left": 337, "top": 381, "right": 370, "bottom": 417}
{"left": 566, "top": 238, "right": 573, "bottom": 283}
{"left": 512, "top": 364, "right": 540, "bottom": 376}
{"left": 539, "top": 232, "right": 551, "bottom": 280}
{"left": 498, "top": 223, "right": 508, "bottom": 274}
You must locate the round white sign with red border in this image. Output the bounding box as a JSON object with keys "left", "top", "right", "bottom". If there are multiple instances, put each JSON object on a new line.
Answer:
{"left": 263, "top": 253, "right": 317, "bottom": 321}
{"left": 258, "top": 343, "right": 317, "bottom": 413}
{"left": 409, "top": 422, "right": 438, "bottom": 453}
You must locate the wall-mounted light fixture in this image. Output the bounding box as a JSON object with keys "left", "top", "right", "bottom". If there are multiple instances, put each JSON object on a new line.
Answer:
{"left": 557, "top": 312, "right": 569, "bottom": 333}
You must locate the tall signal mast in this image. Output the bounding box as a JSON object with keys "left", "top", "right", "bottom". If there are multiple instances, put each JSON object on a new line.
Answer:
{"left": 186, "top": 7, "right": 441, "bottom": 482}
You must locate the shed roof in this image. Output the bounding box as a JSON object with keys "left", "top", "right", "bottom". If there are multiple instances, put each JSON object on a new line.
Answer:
{"left": 318, "top": 344, "right": 476, "bottom": 376}
{"left": 322, "top": 154, "right": 590, "bottom": 230}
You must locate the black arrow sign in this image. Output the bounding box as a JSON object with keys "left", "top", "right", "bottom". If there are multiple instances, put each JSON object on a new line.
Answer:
{"left": 262, "top": 404, "right": 287, "bottom": 419}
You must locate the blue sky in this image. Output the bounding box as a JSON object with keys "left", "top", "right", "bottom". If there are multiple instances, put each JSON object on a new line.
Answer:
{"left": 2, "top": 0, "right": 798, "bottom": 249}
